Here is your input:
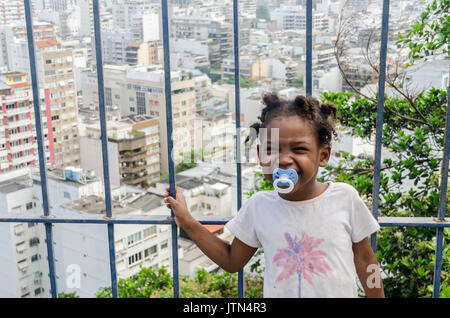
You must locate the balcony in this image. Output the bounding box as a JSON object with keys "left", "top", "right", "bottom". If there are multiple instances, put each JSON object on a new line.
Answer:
{"left": 119, "top": 148, "right": 147, "bottom": 162}
{"left": 120, "top": 162, "right": 151, "bottom": 174}
{"left": 7, "top": 131, "right": 33, "bottom": 141}
{"left": 121, "top": 174, "right": 148, "bottom": 186}
{"left": 10, "top": 142, "right": 34, "bottom": 154}
{"left": 4, "top": 106, "right": 31, "bottom": 116}
{"left": 5, "top": 119, "right": 31, "bottom": 129}
{"left": 11, "top": 154, "right": 35, "bottom": 166}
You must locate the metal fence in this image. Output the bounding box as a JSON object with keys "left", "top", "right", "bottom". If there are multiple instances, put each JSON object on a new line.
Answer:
{"left": 0, "top": 0, "right": 448, "bottom": 298}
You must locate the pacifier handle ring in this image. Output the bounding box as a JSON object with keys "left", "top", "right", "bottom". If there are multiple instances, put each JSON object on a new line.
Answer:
{"left": 274, "top": 178, "right": 294, "bottom": 194}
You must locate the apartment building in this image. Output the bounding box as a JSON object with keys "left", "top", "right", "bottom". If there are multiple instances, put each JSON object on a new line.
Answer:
{"left": 222, "top": 55, "right": 270, "bottom": 82}
{"left": 0, "top": 72, "right": 37, "bottom": 173}
{"left": 170, "top": 17, "right": 233, "bottom": 65}
{"left": 271, "top": 6, "right": 329, "bottom": 32}
{"left": 0, "top": 1, "right": 25, "bottom": 25}
{"left": 0, "top": 169, "right": 50, "bottom": 298}
{"left": 125, "top": 41, "right": 159, "bottom": 66}
{"left": 6, "top": 22, "right": 56, "bottom": 42}
{"left": 81, "top": 64, "right": 197, "bottom": 174}
{"left": 28, "top": 165, "right": 175, "bottom": 297}
{"left": 53, "top": 191, "right": 174, "bottom": 297}
{"left": 38, "top": 41, "right": 80, "bottom": 168}
{"left": 101, "top": 29, "right": 135, "bottom": 65}
{"left": 154, "top": 173, "right": 233, "bottom": 218}
{"left": 6, "top": 37, "right": 80, "bottom": 168}
{"left": 341, "top": 60, "right": 378, "bottom": 92}
{"left": 81, "top": 115, "right": 160, "bottom": 188}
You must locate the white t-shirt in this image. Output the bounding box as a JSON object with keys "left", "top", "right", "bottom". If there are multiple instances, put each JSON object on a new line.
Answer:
{"left": 225, "top": 181, "right": 380, "bottom": 298}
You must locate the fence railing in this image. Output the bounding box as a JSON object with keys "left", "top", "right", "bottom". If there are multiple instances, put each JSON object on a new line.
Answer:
{"left": 0, "top": 0, "right": 448, "bottom": 298}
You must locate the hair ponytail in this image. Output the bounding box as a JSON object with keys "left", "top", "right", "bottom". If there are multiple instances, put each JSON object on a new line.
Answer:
{"left": 319, "top": 103, "right": 337, "bottom": 120}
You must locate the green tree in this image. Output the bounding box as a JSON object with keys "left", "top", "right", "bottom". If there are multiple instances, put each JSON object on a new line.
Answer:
{"left": 320, "top": 88, "right": 449, "bottom": 297}
{"left": 396, "top": 0, "right": 449, "bottom": 66}
{"left": 226, "top": 76, "right": 254, "bottom": 88}
{"left": 96, "top": 266, "right": 263, "bottom": 298}
{"left": 291, "top": 76, "right": 304, "bottom": 89}
{"left": 58, "top": 292, "right": 80, "bottom": 298}
{"left": 95, "top": 266, "right": 172, "bottom": 298}
{"left": 321, "top": 0, "right": 450, "bottom": 297}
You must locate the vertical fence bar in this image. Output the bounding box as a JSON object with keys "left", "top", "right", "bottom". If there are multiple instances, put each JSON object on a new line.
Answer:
{"left": 305, "top": 0, "right": 312, "bottom": 95}
{"left": 23, "top": 0, "right": 58, "bottom": 298}
{"left": 92, "top": 0, "right": 118, "bottom": 298}
{"left": 161, "top": 0, "right": 180, "bottom": 298}
{"left": 232, "top": 0, "right": 244, "bottom": 298}
{"left": 432, "top": 83, "right": 450, "bottom": 298}
{"left": 370, "top": 0, "right": 390, "bottom": 252}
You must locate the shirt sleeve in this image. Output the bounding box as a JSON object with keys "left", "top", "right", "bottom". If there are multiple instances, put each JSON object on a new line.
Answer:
{"left": 350, "top": 189, "right": 380, "bottom": 243}
{"left": 225, "top": 197, "right": 261, "bottom": 248}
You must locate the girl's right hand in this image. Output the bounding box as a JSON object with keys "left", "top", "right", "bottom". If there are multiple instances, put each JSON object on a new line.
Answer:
{"left": 163, "top": 186, "right": 193, "bottom": 227}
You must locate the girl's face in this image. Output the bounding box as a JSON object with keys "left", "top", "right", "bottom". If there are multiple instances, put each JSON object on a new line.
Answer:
{"left": 257, "top": 115, "right": 331, "bottom": 197}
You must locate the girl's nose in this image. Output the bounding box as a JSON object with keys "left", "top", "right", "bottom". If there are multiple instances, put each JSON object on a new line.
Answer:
{"left": 277, "top": 151, "right": 295, "bottom": 169}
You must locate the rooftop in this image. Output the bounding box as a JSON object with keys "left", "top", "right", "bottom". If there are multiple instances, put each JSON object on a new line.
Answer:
{"left": 0, "top": 174, "right": 32, "bottom": 194}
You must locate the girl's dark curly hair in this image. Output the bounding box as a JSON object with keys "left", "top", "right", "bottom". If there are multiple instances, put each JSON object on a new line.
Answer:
{"left": 245, "top": 92, "right": 338, "bottom": 147}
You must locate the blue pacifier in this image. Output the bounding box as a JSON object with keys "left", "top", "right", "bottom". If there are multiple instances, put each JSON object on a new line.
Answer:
{"left": 272, "top": 168, "right": 299, "bottom": 194}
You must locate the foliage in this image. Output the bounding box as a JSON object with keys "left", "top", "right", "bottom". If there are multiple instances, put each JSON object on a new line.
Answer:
{"left": 224, "top": 76, "right": 254, "bottom": 88}
{"left": 291, "top": 76, "right": 304, "bottom": 89}
{"left": 95, "top": 266, "right": 172, "bottom": 298}
{"left": 58, "top": 292, "right": 79, "bottom": 298}
{"left": 396, "top": 0, "right": 449, "bottom": 65}
{"left": 320, "top": 88, "right": 449, "bottom": 298}
{"left": 195, "top": 66, "right": 211, "bottom": 78}
{"left": 95, "top": 266, "right": 263, "bottom": 298}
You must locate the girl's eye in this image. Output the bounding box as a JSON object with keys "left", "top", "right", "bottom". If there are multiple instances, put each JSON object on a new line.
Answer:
{"left": 294, "top": 148, "right": 308, "bottom": 152}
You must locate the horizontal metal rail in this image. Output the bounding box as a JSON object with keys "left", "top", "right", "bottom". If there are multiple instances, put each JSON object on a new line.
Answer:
{"left": 1, "top": 215, "right": 449, "bottom": 227}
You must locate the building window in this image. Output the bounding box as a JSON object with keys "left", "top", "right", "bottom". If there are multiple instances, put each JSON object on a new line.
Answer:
{"left": 160, "top": 240, "right": 168, "bottom": 251}
{"left": 105, "top": 87, "right": 112, "bottom": 107}
{"left": 128, "top": 252, "right": 142, "bottom": 265}
{"left": 26, "top": 202, "right": 33, "bottom": 210}
{"left": 127, "top": 232, "right": 142, "bottom": 246}
{"left": 144, "top": 245, "right": 157, "bottom": 258}
{"left": 29, "top": 237, "right": 39, "bottom": 247}
{"left": 63, "top": 192, "right": 71, "bottom": 199}
{"left": 143, "top": 226, "right": 157, "bottom": 239}
{"left": 136, "top": 91, "right": 146, "bottom": 115}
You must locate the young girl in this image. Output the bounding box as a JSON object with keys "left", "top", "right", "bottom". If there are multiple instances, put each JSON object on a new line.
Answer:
{"left": 164, "top": 93, "right": 385, "bottom": 298}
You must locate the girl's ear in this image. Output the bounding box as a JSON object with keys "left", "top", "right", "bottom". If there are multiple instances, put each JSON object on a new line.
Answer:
{"left": 318, "top": 145, "right": 331, "bottom": 167}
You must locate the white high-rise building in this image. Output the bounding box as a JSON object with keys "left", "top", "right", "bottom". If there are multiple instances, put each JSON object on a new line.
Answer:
{"left": 44, "top": 0, "right": 76, "bottom": 11}
{"left": 0, "top": 169, "right": 50, "bottom": 298}
{"left": 270, "top": 6, "right": 329, "bottom": 31}
{"left": 30, "top": 167, "right": 174, "bottom": 297}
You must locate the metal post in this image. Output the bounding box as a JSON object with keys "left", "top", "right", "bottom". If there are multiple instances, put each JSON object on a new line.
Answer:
{"left": 92, "top": 0, "right": 118, "bottom": 298}
{"left": 232, "top": 0, "right": 244, "bottom": 298}
{"left": 432, "top": 82, "right": 450, "bottom": 298}
{"left": 23, "top": 0, "right": 58, "bottom": 299}
{"left": 371, "top": 0, "right": 390, "bottom": 252}
{"left": 161, "top": 0, "right": 180, "bottom": 298}
{"left": 306, "top": 0, "right": 312, "bottom": 95}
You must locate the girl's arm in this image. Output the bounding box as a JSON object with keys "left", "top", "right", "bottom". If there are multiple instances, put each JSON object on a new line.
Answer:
{"left": 164, "top": 186, "right": 258, "bottom": 273}
{"left": 352, "top": 237, "right": 385, "bottom": 298}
